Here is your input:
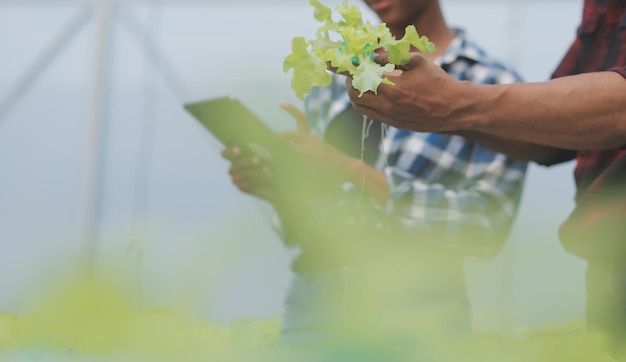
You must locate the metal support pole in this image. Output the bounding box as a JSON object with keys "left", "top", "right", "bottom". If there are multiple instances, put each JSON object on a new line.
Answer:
{"left": 79, "top": 0, "right": 113, "bottom": 274}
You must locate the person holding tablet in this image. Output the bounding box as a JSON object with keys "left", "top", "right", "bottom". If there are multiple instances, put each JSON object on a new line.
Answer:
{"left": 221, "top": 0, "right": 528, "bottom": 351}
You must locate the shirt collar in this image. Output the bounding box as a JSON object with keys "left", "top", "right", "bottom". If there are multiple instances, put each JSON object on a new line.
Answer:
{"left": 436, "top": 28, "right": 485, "bottom": 67}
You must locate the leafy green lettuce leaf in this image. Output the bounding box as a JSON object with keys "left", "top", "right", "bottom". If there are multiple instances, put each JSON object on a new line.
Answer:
{"left": 352, "top": 60, "right": 395, "bottom": 97}
{"left": 283, "top": 36, "right": 332, "bottom": 100}
{"left": 283, "top": 0, "right": 435, "bottom": 98}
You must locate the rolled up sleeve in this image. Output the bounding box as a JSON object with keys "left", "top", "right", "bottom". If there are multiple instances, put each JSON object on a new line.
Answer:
{"left": 609, "top": 66, "right": 626, "bottom": 79}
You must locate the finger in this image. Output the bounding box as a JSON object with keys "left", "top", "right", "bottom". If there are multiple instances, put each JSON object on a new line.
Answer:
{"left": 383, "top": 69, "right": 403, "bottom": 77}
{"left": 230, "top": 165, "right": 272, "bottom": 188}
{"left": 248, "top": 183, "right": 279, "bottom": 203}
{"left": 350, "top": 102, "right": 387, "bottom": 124}
{"left": 221, "top": 146, "right": 242, "bottom": 160}
{"left": 229, "top": 155, "right": 265, "bottom": 173}
{"left": 279, "top": 101, "right": 309, "bottom": 133}
{"left": 372, "top": 52, "right": 389, "bottom": 66}
{"left": 345, "top": 77, "right": 375, "bottom": 100}
{"left": 373, "top": 52, "right": 426, "bottom": 71}
{"left": 326, "top": 61, "right": 351, "bottom": 77}
{"left": 345, "top": 76, "right": 393, "bottom": 100}
{"left": 344, "top": 80, "right": 390, "bottom": 122}
{"left": 278, "top": 131, "right": 309, "bottom": 145}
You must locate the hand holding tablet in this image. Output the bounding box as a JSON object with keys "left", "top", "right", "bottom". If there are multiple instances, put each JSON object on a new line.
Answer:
{"left": 184, "top": 96, "right": 343, "bottom": 199}
{"left": 184, "top": 96, "right": 293, "bottom": 162}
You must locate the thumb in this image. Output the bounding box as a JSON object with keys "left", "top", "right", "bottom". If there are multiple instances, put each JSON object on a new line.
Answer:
{"left": 279, "top": 101, "right": 309, "bottom": 133}
{"left": 374, "top": 51, "right": 426, "bottom": 71}
{"left": 278, "top": 130, "right": 307, "bottom": 145}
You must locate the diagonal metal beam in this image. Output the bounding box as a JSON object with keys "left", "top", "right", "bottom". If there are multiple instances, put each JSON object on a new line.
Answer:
{"left": 117, "top": 6, "right": 188, "bottom": 101}
{"left": 0, "top": 3, "right": 92, "bottom": 123}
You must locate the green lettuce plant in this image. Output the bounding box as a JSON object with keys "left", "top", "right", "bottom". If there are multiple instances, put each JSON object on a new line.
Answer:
{"left": 283, "top": 0, "right": 436, "bottom": 99}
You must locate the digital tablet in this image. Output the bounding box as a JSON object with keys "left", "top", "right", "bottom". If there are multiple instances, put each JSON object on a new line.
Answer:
{"left": 184, "top": 96, "right": 342, "bottom": 197}
{"left": 184, "top": 96, "right": 294, "bottom": 162}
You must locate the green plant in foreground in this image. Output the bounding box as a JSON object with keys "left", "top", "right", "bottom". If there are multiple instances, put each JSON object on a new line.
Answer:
{"left": 283, "top": 0, "right": 435, "bottom": 100}
{"left": 0, "top": 266, "right": 620, "bottom": 361}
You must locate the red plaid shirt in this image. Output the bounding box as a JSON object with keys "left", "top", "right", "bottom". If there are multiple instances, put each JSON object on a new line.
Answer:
{"left": 556, "top": 0, "right": 626, "bottom": 260}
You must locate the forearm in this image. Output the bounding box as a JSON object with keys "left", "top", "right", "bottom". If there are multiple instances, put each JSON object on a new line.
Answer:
{"left": 344, "top": 158, "right": 390, "bottom": 205}
{"left": 270, "top": 160, "right": 390, "bottom": 242}
{"left": 454, "top": 130, "right": 577, "bottom": 166}
{"left": 270, "top": 194, "right": 316, "bottom": 245}
{"left": 460, "top": 71, "right": 626, "bottom": 150}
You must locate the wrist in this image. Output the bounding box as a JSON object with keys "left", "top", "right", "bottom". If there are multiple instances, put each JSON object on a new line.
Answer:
{"left": 346, "top": 159, "right": 390, "bottom": 205}
{"left": 345, "top": 157, "right": 365, "bottom": 185}
{"left": 450, "top": 81, "right": 496, "bottom": 133}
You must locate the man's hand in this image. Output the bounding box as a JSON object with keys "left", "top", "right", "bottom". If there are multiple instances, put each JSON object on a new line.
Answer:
{"left": 221, "top": 101, "right": 354, "bottom": 205}
{"left": 278, "top": 101, "right": 390, "bottom": 204}
{"left": 342, "top": 52, "right": 467, "bottom": 133}
{"left": 278, "top": 101, "right": 360, "bottom": 183}
{"left": 221, "top": 146, "right": 280, "bottom": 204}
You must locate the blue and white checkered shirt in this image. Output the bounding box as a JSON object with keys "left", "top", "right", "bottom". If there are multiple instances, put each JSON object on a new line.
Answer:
{"left": 302, "top": 29, "right": 528, "bottom": 258}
